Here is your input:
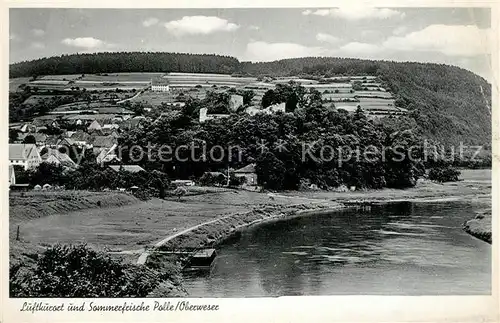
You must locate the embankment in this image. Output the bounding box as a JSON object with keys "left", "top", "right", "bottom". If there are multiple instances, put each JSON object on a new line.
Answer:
{"left": 9, "top": 190, "right": 140, "bottom": 223}
{"left": 144, "top": 202, "right": 343, "bottom": 269}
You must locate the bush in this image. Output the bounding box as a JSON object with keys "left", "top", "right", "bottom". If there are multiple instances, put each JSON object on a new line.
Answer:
{"left": 428, "top": 166, "right": 461, "bottom": 182}
{"left": 10, "top": 244, "right": 164, "bottom": 297}
{"left": 198, "top": 172, "right": 226, "bottom": 187}
{"left": 228, "top": 174, "right": 246, "bottom": 187}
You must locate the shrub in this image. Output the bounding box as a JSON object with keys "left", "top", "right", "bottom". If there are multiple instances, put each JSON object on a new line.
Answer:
{"left": 428, "top": 166, "right": 461, "bottom": 182}
{"left": 228, "top": 174, "right": 246, "bottom": 187}
{"left": 173, "top": 187, "right": 187, "bottom": 200}
{"left": 9, "top": 244, "right": 163, "bottom": 297}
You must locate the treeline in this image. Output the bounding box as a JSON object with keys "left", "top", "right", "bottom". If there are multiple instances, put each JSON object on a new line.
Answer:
{"left": 14, "top": 159, "right": 171, "bottom": 200}
{"left": 9, "top": 52, "right": 240, "bottom": 78}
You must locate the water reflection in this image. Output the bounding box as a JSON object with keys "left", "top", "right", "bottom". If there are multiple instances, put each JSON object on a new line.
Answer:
{"left": 183, "top": 202, "right": 491, "bottom": 296}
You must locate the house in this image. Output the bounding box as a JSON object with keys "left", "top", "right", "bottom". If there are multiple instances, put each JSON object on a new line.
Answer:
{"left": 120, "top": 118, "right": 145, "bottom": 130}
{"left": 41, "top": 148, "right": 77, "bottom": 169}
{"left": 19, "top": 123, "right": 37, "bottom": 133}
{"left": 70, "top": 131, "right": 92, "bottom": 147}
{"left": 108, "top": 165, "right": 146, "bottom": 173}
{"left": 9, "top": 165, "right": 16, "bottom": 185}
{"left": 199, "top": 108, "right": 230, "bottom": 123}
{"left": 172, "top": 179, "right": 195, "bottom": 186}
{"left": 96, "top": 144, "right": 121, "bottom": 164}
{"left": 229, "top": 94, "right": 244, "bottom": 112}
{"left": 9, "top": 144, "right": 42, "bottom": 170}
{"left": 91, "top": 136, "right": 117, "bottom": 149}
{"left": 45, "top": 135, "right": 63, "bottom": 148}
{"left": 151, "top": 78, "right": 170, "bottom": 92}
{"left": 245, "top": 102, "right": 286, "bottom": 116}
{"left": 32, "top": 133, "right": 48, "bottom": 146}
{"left": 233, "top": 163, "right": 258, "bottom": 186}
{"left": 102, "top": 123, "right": 120, "bottom": 131}
{"left": 87, "top": 120, "right": 102, "bottom": 132}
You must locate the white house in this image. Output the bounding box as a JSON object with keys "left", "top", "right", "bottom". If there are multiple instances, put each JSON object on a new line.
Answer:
{"left": 9, "top": 144, "right": 42, "bottom": 170}
{"left": 199, "top": 107, "right": 230, "bottom": 123}
{"left": 245, "top": 102, "right": 286, "bottom": 116}
{"left": 229, "top": 94, "right": 244, "bottom": 112}
{"left": 151, "top": 78, "right": 170, "bottom": 92}
{"left": 9, "top": 165, "right": 16, "bottom": 185}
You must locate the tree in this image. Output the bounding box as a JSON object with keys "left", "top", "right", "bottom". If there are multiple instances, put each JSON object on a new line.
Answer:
{"left": 255, "top": 152, "right": 286, "bottom": 190}
{"left": 9, "top": 129, "right": 19, "bottom": 143}
{"left": 173, "top": 187, "right": 187, "bottom": 201}
{"left": 428, "top": 166, "right": 461, "bottom": 182}
{"left": 10, "top": 244, "right": 163, "bottom": 297}
{"left": 22, "top": 134, "right": 36, "bottom": 144}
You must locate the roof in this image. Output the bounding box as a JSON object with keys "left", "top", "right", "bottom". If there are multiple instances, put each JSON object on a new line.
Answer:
{"left": 205, "top": 171, "right": 226, "bottom": 177}
{"left": 91, "top": 136, "right": 117, "bottom": 148}
{"left": 9, "top": 144, "right": 38, "bottom": 160}
{"left": 96, "top": 107, "right": 134, "bottom": 114}
{"left": 45, "top": 136, "right": 61, "bottom": 146}
{"left": 109, "top": 165, "right": 145, "bottom": 173}
{"left": 32, "top": 133, "right": 48, "bottom": 142}
{"left": 234, "top": 163, "right": 256, "bottom": 174}
{"left": 70, "top": 131, "right": 91, "bottom": 141}
{"left": 42, "top": 148, "right": 76, "bottom": 168}
{"left": 66, "top": 114, "right": 117, "bottom": 121}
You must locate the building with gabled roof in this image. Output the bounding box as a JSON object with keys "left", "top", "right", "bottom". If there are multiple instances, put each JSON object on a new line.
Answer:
{"left": 109, "top": 165, "right": 145, "bottom": 173}
{"left": 233, "top": 163, "right": 257, "bottom": 186}
{"left": 41, "top": 148, "right": 77, "bottom": 169}
{"left": 9, "top": 144, "right": 42, "bottom": 170}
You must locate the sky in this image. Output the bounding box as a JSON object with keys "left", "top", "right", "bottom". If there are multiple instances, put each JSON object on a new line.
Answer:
{"left": 9, "top": 7, "right": 493, "bottom": 81}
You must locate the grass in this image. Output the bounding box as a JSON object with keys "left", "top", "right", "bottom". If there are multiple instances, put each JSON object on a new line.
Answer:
{"left": 80, "top": 73, "right": 164, "bottom": 82}
{"left": 10, "top": 190, "right": 324, "bottom": 255}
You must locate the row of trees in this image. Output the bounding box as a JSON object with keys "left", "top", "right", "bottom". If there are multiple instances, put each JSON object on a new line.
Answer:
{"left": 10, "top": 52, "right": 240, "bottom": 78}
{"left": 15, "top": 161, "right": 171, "bottom": 199}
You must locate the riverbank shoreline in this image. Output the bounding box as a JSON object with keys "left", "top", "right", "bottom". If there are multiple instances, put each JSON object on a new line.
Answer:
{"left": 463, "top": 210, "right": 492, "bottom": 244}
{"left": 144, "top": 201, "right": 343, "bottom": 266}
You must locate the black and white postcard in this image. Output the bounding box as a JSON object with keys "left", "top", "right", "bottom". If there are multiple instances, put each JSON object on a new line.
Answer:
{"left": 2, "top": 1, "right": 498, "bottom": 322}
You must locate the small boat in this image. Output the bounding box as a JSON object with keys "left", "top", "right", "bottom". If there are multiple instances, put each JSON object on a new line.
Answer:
{"left": 185, "top": 248, "right": 217, "bottom": 271}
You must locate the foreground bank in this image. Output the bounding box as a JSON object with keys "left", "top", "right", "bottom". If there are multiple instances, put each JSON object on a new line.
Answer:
{"left": 9, "top": 170, "right": 491, "bottom": 296}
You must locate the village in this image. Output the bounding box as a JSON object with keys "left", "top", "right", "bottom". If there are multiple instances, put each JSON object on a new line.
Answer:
{"left": 8, "top": 71, "right": 407, "bottom": 190}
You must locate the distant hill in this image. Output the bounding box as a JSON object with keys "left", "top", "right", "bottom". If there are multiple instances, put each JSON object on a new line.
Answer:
{"left": 9, "top": 52, "right": 491, "bottom": 146}
{"left": 239, "top": 57, "right": 491, "bottom": 146}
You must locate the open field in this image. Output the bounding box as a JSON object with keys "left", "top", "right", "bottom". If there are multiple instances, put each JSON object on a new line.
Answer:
{"left": 9, "top": 77, "right": 31, "bottom": 92}
{"left": 10, "top": 189, "right": 321, "bottom": 258}
{"left": 358, "top": 97, "right": 396, "bottom": 108}
{"left": 23, "top": 94, "right": 73, "bottom": 105}
{"left": 80, "top": 73, "right": 163, "bottom": 82}
{"left": 39, "top": 74, "right": 82, "bottom": 81}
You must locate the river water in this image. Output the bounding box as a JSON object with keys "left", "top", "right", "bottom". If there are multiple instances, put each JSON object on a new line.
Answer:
{"left": 183, "top": 201, "right": 491, "bottom": 296}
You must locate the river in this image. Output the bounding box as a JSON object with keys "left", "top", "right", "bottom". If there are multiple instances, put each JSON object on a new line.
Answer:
{"left": 182, "top": 201, "right": 491, "bottom": 296}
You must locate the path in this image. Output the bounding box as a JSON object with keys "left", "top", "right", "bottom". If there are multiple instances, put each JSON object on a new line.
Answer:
{"left": 135, "top": 211, "right": 254, "bottom": 265}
